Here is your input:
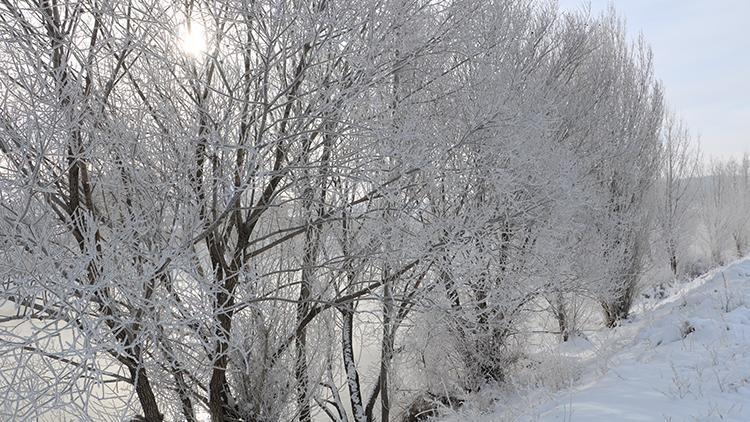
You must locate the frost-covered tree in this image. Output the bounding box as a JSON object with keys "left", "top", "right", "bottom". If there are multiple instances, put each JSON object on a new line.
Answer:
{"left": 655, "top": 114, "right": 701, "bottom": 276}
{"left": 698, "top": 156, "right": 750, "bottom": 266}
{"left": 0, "top": 1, "right": 677, "bottom": 420}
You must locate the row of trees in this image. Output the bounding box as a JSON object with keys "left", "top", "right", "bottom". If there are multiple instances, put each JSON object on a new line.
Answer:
{"left": 652, "top": 105, "right": 749, "bottom": 280}
{"left": 0, "top": 0, "right": 739, "bottom": 421}
{"left": 697, "top": 155, "right": 750, "bottom": 266}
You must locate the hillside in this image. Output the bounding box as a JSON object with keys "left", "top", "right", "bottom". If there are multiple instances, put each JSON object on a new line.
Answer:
{"left": 441, "top": 258, "right": 750, "bottom": 421}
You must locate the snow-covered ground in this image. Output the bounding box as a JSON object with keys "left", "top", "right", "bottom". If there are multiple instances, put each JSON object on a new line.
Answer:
{"left": 441, "top": 257, "right": 750, "bottom": 421}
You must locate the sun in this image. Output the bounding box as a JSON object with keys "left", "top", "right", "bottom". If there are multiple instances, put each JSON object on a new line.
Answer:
{"left": 178, "top": 21, "right": 207, "bottom": 57}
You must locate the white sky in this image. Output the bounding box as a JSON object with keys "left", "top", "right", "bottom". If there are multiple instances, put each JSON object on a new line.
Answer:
{"left": 557, "top": 0, "right": 749, "bottom": 160}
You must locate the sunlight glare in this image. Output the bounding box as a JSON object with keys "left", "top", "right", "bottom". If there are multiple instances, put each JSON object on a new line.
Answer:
{"left": 178, "top": 22, "right": 207, "bottom": 57}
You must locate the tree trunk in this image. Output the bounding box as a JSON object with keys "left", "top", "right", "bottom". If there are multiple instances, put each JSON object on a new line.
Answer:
{"left": 380, "top": 268, "right": 395, "bottom": 422}
{"left": 296, "top": 280, "right": 312, "bottom": 422}
{"left": 553, "top": 288, "right": 569, "bottom": 342}
{"left": 667, "top": 238, "right": 678, "bottom": 276}
{"left": 131, "top": 366, "right": 163, "bottom": 422}
{"left": 603, "top": 282, "right": 635, "bottom": 328}
{"left": 209, "top": 278, "right": 238, "bottom": 422}
{"left": 341, "top": 307, "right": 366, "bottom": 422}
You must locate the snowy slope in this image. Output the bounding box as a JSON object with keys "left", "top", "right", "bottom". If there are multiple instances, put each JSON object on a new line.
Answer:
{"left": 441, "top": 258, "right": 750, "bottom": 422}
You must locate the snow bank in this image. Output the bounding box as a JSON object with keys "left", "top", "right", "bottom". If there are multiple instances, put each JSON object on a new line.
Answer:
{"left": 440, "top": 257, "right": 750, "bottom": 421}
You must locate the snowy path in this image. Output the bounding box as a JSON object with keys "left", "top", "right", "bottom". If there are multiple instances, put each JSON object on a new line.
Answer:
{"left": 442, "top": 258, "right": 750, "bottom": 422}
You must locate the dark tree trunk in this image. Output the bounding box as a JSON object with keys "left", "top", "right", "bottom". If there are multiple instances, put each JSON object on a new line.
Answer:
{"left": 295, "top": 295, "right": 312, "bottom": 422}
{"left": 208, "top": 273, "right": 241, "bottom": 422}
{"left": 557, "top": 310, "right": 569, "bottom": 342}
{"left": 669, "top": 253, "right": 678, "bottom": 276}
{"left": 131, "top": 366, "right": 163, "bottom": 422}
{"left": 341, "top": 306, "right": 366, "bottom": 422}
{"left": 602, "top": 283, "right": 635, "bottom": 328}
{"left": 380, "top": 274, "right": 394, "bottom": 422}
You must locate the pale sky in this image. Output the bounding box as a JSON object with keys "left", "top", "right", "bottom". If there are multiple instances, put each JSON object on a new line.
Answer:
{"left": 557, "top": 0, "right": 749, "bottom": 160}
